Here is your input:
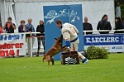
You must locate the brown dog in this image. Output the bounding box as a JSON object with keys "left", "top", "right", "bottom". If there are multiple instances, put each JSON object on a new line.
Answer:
{"left": 42, "top": 35, "right": 66, "bottom": 65}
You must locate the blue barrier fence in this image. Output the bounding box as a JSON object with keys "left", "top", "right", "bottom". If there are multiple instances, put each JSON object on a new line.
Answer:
{"left": 84, "top": 34, "right": 124, "bottom": 52}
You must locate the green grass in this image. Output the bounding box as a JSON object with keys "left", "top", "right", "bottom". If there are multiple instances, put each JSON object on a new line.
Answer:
{"left": 0, "top": 54, "right": 124, "bottom": 82}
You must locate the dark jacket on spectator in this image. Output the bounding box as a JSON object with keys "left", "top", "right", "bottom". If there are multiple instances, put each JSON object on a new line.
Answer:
{"left": 122, "top": 21, "right": 124, "bottom": 30}
{"left": 36, "top": 24, "right": 44, "bottom": 36}
{"left": 18, "top": 25, "right": 27, "bottom": 32}
{"left": 114, "top": 22, "right": 124, "bottom": 34}
{"left": 83, "top": 23, "right": 93, "bottom": 35}
{"left": 97, "top": 20, "right": 112, "bottom": 34}
{"left": 114, "top": 17, "right": 124, "bottom": 34}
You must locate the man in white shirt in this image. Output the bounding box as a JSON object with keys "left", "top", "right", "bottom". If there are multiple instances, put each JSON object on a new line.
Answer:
{"left": 55, "top": 20, "right": 88, "bottom": 64}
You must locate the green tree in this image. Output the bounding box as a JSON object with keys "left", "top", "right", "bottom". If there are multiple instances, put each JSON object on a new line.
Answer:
{"left": 120, "top": 4, "right": 124, "bottom": 20}
{"left": 115, "top": 0, "right": 124, "bottom": 20}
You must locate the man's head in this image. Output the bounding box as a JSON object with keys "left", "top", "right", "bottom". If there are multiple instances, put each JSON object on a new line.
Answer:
{"left": 28, "top": 18, "right": 32, "bottom": 24}
{"left": 55, "top": 20, "right": 62, "bottom": 28}
{"left": 8, "top": 17, "right": 12, "bottom": 22}
{"left": 84, "top": 17, "right": 88, "bottom": 23}
{"left": 102, "top": 14, "right": 108, "bottom": 21}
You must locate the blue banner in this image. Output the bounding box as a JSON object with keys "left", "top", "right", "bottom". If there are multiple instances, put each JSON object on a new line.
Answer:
{"left": 84, "top": 34, "right": 124, "bottom": 45}
{"left": 0, "top": 34, "right": 24, "bottom": 41}
{"left": 69, "top": 4, "right": 84, "bottom": 51}
{"left": 43, "top": 4, "right": 83, "bottom": 60}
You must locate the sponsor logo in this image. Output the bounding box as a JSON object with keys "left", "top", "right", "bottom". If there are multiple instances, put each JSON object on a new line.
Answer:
{"left": 112, "top": 46, "right": 122, "bottom": 49}
{"left": 86, "top": 37, "right": 119, "bottom": 43}
{"left": 116, "top": 46, "right": 122, "bottom": 49}
{"left": 112, "top": 46, "right": 116, "bottom": 49}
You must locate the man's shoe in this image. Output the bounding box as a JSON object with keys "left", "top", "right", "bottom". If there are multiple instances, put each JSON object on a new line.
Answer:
{"left": 82, "top": 58, "right": 88, "bottom": 64}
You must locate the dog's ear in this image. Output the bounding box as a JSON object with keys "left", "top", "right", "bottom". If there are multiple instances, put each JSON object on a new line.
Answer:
{"left": 60, "top": 35, "right": 63, "bottom": 38}
{"left": 54, "top": 38, "right": 57, "bottom": 40}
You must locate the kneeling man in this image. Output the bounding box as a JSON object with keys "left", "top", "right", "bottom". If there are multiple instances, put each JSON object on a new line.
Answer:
{"left": 55, "top": 20, "right": 88, "bottom": 64}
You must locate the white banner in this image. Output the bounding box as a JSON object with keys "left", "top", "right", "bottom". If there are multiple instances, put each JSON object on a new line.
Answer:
{"left": 84, "top": 45, "right": 124, "bottom": 52}
{"left": 0, "top": 33, "right": 26, "bottom": 57}
{"left": 84, "top": 34, "right": 124, "bottom": 52}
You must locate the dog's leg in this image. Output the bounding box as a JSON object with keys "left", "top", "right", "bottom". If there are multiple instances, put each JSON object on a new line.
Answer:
{"left": 50, "top": 57, "right": 54, "bottom": 65}
{"left": 46, "top": 56, "right": 51, "bottom": 65}
{"left": 48, "top": 61, "right": 50, "bottom": 65}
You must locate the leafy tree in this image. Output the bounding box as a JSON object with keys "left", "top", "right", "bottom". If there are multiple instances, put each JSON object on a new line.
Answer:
{"left": 115, "top": 0, "right": 124, "bottom": 20}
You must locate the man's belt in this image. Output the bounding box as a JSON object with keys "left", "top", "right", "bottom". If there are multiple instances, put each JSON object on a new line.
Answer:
{"left": 70, "top": 37, "right": 78, "bottom": 42}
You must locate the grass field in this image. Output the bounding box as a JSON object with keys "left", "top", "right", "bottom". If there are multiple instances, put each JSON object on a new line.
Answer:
{"left": 0, "top": 54, "right": 124, "bottom": 82}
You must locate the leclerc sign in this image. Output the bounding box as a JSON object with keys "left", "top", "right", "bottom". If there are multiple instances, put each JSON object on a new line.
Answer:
{"left": 84, "top": 34, "right": 124, "bottom": 52}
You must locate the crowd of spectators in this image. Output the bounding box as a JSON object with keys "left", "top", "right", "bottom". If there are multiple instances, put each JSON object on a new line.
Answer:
{"left": 0, "top": 14, "right": 124, "bottom": 56}
{"left": 0, "top": 17, "right": 45, "bottom": 56}
{"left": 83, "top": 14, "right": 124, "bottom": 35}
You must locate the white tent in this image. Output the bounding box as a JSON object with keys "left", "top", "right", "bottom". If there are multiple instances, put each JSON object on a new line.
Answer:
{"left": 1, "top": 0, "right": 115, "bottom": 33}
{"left": 0, "top": 0, "right": 16, "bottom": 27}
{"left": 0, "top": 0, "right": 4, "bottom": 24}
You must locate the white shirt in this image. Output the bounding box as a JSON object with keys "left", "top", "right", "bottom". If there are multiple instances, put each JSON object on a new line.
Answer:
{"left": 61, "top": 23, "right": 79, "bottom": 41}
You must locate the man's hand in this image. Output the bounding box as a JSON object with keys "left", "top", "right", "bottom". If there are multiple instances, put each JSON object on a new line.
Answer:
{"left": 10, "top": 21, "right": 16, "bottom": 29}
{"left": 65, "top": 40, "right": 70, "bottom": 47}
{"left": 65, "top": 40, "right": 71, "bottom": 52}
{"left": 66, "top": 46, "right": 70, "bottom": 52}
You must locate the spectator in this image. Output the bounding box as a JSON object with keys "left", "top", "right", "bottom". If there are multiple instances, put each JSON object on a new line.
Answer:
{"left": 83, "top": 17, "right": 93, "bottom": 35}
{"left": 18, "top": 20, "right": 27, "bottom": 32}
{"left": 26, "top": 18, "right": 35, "bottom": 56}
{"left": 97, "top": 14, "right": 112, "bottom": 34}
{"left": 3, "top": 17, "right": 16, "bottom": 33}
{"left": 0, "top": 22, "right": 3, "bottom": 33}
{"left": 114, "top": 17, "right": 124, "bottom": 34}
{"left": 36, "top": 20, "right": 45, "bottom": 57}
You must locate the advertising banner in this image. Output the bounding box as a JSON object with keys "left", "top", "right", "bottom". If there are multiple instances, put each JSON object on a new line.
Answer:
{"left": 43, "top": 4, "right": 83, "bottom": 60}
{"left": 84, "top": 34, "right": 124, "bottom": 52}
{"left": 0, "top": 33, "right": 26, "bottom": 57}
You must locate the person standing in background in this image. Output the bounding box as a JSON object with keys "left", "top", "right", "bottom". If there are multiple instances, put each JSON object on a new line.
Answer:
{"left": 26, "top": 18, "right": 35, "bottom": 56}
{"left": 18, "top": 20, "right": 27, "bottom": 32}
{"left": 3, "top": 17, "right": 16, "bottom": 33}
{"left": 83, "top": 17, "right": 93, "bottom": 35}
{"left": 36, "top": 20, "right": 45, "bottom": 57}
{"left": 0, "top": 22, "right": 3, "bottom": 33}
{"left": 97, "top": 14, "right": 112, "bottom": 34}
{"left": 114, "top": 17, "right": 124, "bottom": 33}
